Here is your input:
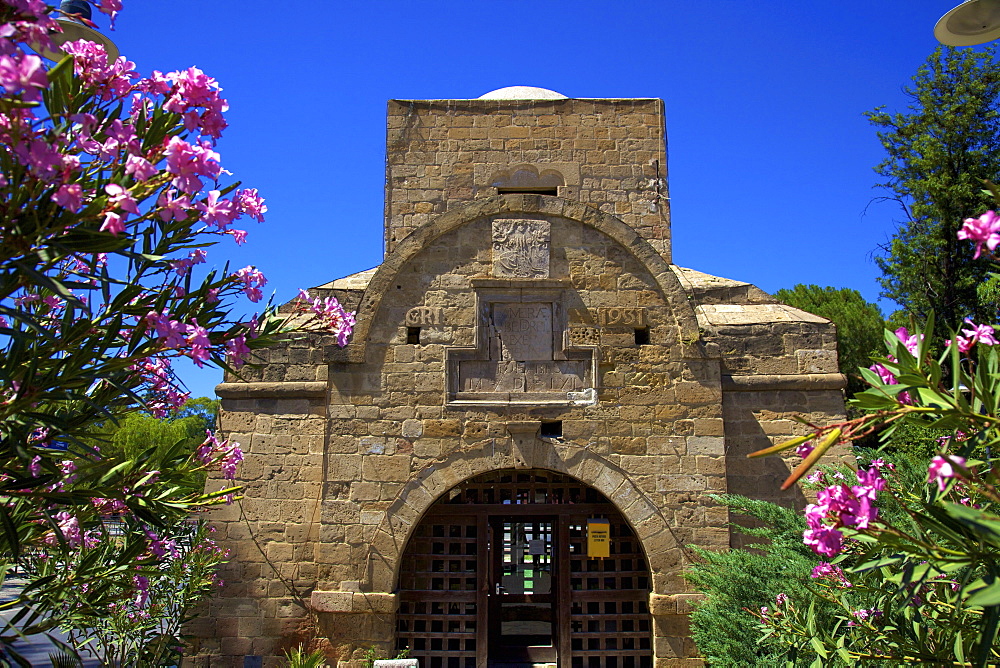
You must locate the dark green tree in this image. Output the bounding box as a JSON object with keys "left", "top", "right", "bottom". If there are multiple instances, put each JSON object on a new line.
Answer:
{"left": 867, "top": 45, "right": 1000, "bottom": 327}
{"left": 774, "top": 285, "right": 885, "bottom": 395}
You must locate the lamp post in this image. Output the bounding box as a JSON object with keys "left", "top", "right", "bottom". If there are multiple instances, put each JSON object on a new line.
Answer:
{"left": 34, "top": 0, "right": 119, "bottom": 61}
{"left": 936, "top": 0, "right": 1000, "bottom": 45}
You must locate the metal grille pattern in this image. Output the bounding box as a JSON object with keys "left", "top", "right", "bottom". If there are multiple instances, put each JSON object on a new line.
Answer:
{"left": 396, "top": 470, "right": 652, "bottom": 668}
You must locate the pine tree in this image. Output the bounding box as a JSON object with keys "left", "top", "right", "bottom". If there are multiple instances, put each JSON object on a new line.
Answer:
{"left": 867, "top": 45, "right": 1000, "bottom": 327}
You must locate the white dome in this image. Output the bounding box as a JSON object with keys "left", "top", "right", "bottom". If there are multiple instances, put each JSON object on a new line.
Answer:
{"left": 478, "top": 86, "right": 568, "bottom": 100}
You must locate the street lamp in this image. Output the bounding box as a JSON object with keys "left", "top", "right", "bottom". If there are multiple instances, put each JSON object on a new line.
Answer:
{"left": 34, "top": 0, "right": 119, "bottom": 62}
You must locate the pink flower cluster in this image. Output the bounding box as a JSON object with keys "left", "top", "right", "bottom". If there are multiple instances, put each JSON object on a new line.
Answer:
{"left": 927, "top": 454, "right": 966, "bottom": 491}
{"left": 42, "top": 511, "right": 81, "bottom": 548}
{"left": 144, "top": 310, "right": 213, "bottom": 367}
{"left": 958, "top": 210, "right": 1000, "bottom": 259}
{"left": 869, "top": 327, "right": 922, "bottom": 403}
{"left": 234, "top": 266, "right": 267, "bottom": 303}
{"left": 129, "top": 356, "right": 188, "bottom": 418}
{"left": 811, "top": 561, "right": 853, "bottom": 587}
{"left": 803, "top": 466, "right": 886, "bottom": 557}
{"left": 195, "top": 431, "right": 244, "bottom": 489}
{"left": 947, "top": 319, "right": 999, "bottom": 353}
{"left": 296, "top": 289, "right": 356, "bottom": 347}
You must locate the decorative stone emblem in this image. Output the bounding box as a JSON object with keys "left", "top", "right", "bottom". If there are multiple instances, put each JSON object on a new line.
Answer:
{"left": 492, "top": 219, "right": 550, "bottom": 278}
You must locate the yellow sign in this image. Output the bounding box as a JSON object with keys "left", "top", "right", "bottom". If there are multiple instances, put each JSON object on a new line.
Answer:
{"left": 587, "top": 518, "right": 610, "bottom": 558}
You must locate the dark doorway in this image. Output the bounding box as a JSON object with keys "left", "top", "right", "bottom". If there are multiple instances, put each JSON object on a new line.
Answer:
{"left": 396, "top": 470, "right": 653, "bottom": 668}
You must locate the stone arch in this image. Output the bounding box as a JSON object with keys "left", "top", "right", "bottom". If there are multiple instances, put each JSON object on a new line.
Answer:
{"left": 344, "top": 194, "right": 701, "bottom": 363}
{"left": 367, "top": 439, "right": 680, "bottom": 594}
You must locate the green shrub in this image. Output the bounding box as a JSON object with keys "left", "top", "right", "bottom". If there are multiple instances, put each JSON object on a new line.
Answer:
{"left": 684, "top": 494, "right": 831, "bottom": 666}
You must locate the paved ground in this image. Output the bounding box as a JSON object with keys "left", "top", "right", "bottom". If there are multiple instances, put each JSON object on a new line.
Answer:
{"left": 0, "top": 576, "right": 100, "bottom": 667}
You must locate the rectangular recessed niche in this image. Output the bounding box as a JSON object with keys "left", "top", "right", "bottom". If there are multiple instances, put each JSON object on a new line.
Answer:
{"left": 540, "top": 421, "right": 562, "bottom": 438}
{"left": 497, "top": 187, "right": 559, "bottom": 196}
{"left": 634, "top": 328, "right": 650, "bottom": 346}
{"left": 407, "top": 327, "right": 421, "bottom": 345}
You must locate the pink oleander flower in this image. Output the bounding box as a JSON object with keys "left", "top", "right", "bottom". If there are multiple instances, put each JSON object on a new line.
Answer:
{"left": 850, "top": 608, "right": 882, "bottom": 624}
{"left": 225, "top": 334, "right": 251, "bottom": 369}
{"left": 195, "top": 431, "right": 219, "bottom": 464}
{"left": 805, "top": 470, "right": 825, "bottom": 484}
{"left": 811, "top": 562, "right": 852, "bottom": 587}
{"left": 94, "top": 0, "right": 122, "bottom": 25}
{"left": 104, "top": 183, "right": 139, "bottom": 214}
{"left": 91, "top": 497, "right": 127, "bottom": 514}
{"left": 196, "top": 189, "right": 237, "bottom": 228}
{"left": 928, "top": 455, "right": 967, "bottom": 491}
{"left": 125, "top": 154, "right": 157, "bottom": 181}
{"left": 894, "top": 327, "right": 922, "bottom": 355}
{"left": 803, "top": 526, "right": 843, "bottom": 557}
{"left": 234, "top": 188, "right": 266, "bottom": 222}
{"left": 145, "top": 310, "right": 185, "bottom": 348}
{"left": 234, "top": 266, "right": 266, "bottom": 303}
{"left": 296, "top": 289, "right": 356, "bottom": 346}
{"left": 133, "top": 574, "right": 150, "bottom": 607}
{"left": 958, "top": 210, "right": 1000, "bottom": 259}
{"left": 185, "top": 320, "right": 211, "bottom": 367}
{"left": 157, "top": 188, "right": 191, "bottom": 222}
{"left": 220, "top": 440, "right": 243, "bottom": 480}
{"left": 961, "top": 320, "right": 999, "bottom": 348}
{"left": 795, "top": 442, "right": 814, "bottom": 458}
{"left": 43, "top": 511, "right": 82, "bottom": 548}
{"left": 0, "top": 52, "right": 47, "bottom": 101}
{"left": 144, "top": 527, "right": 179, "bottom": 558}
{"left": 28, "top": 455, "right": 41, "bottom": 477}
{"left": 100, "top": 211, "right": 124, "bottom": 235}
{"left": 869, "top": 362, "right": 897, "bottom": 385}
{"left": 775, "top": 593, "right": 788, "bottom": 606}
{"left": 169, "top": 249, "right": 207, "bottom": 277}
{"left": 163, "top": 66, "right": 229, "bottom": 138}
{"left": 52, "top": 183, "right": 84, "bottom": 212}
{"left": 164, "top": 136, "right": 222, "bottom": 194}
{"left": 802, "top": 467, "right": 884, "bottom": 557}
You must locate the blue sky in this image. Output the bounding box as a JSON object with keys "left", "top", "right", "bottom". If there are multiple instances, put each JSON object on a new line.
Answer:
{"left": 96, "top": 0, "right": 973, "bottom": 398}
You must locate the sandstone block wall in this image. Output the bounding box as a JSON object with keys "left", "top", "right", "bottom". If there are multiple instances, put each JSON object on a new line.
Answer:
{"left": 190, "top": 96, "right": 848, "bottom": 667}
{"left": 385, "top": 99, "right": 670, "bottom": 259}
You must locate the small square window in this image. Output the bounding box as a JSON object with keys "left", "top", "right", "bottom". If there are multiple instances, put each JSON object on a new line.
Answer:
{"left": 540, "top": 421, "right": 562, "bottom": 438}
{"left": 407, "top": 327, "right": 421, "bottom": 344}
{"left": 634, "top": 328, "right": 650, "bottom": 345}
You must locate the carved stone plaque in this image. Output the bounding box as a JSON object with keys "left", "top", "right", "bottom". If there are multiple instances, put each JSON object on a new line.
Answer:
{"left": 447, "top": 292, "right": 597, "bottom": 407}
{"left": 492, "top": 219, "right": 550, "bottom": 278}
{"left": 490, "top": 302, "right": 552, "bottom": 361}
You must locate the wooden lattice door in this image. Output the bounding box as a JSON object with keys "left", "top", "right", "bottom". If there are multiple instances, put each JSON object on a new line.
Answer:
{"left": 396, "top": 470, "right": 652, "bottom": 668}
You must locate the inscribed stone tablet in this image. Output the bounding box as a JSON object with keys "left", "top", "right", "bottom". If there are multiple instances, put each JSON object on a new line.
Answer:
{"left": 491, "top": 303, "right": 552, "bottom": 361}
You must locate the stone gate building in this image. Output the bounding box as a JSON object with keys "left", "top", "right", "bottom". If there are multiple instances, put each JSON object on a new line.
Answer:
{"left": 191, "top": 87, "right": 847, "bottom": 667}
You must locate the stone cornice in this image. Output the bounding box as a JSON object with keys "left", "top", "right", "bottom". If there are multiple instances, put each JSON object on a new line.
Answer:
{"left": 721, "top": 373, "right": 846, "bottom": 392}
{"left": 214, "top": 381, "right": 327, "bottom": 398}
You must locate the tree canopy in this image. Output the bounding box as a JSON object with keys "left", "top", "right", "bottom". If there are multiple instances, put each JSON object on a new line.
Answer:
{"left": 867, "top": 45, "right": 1000, "bottom": 326}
